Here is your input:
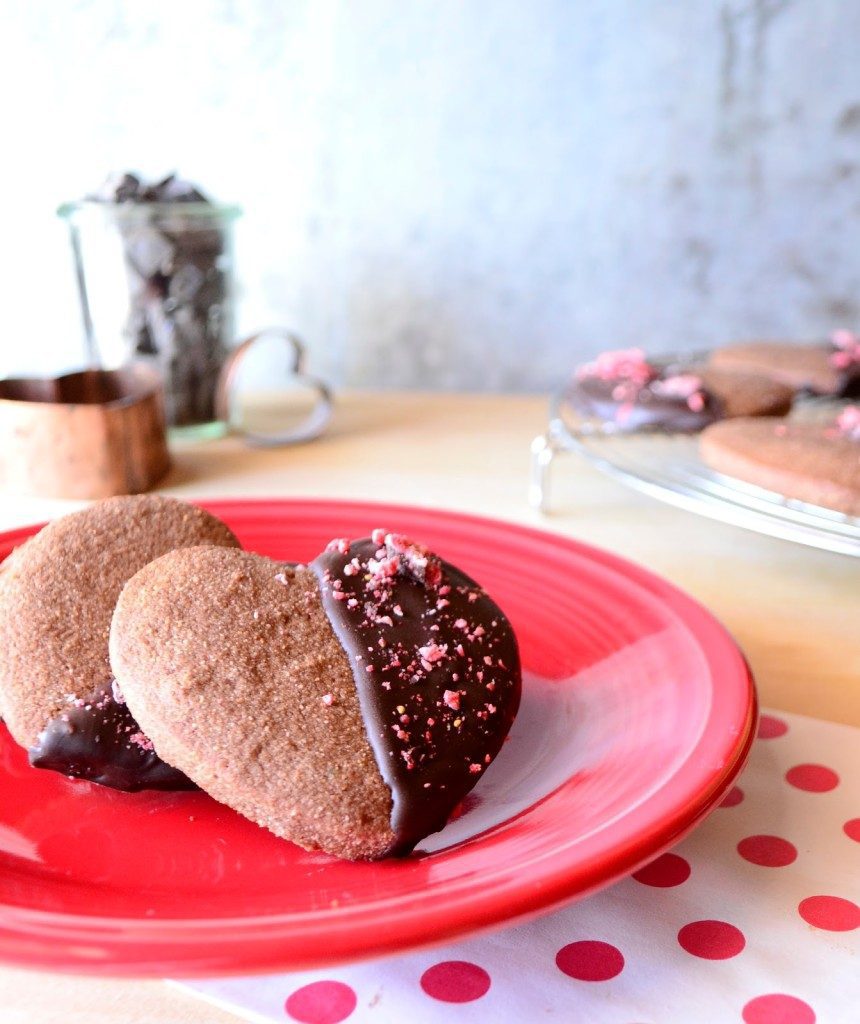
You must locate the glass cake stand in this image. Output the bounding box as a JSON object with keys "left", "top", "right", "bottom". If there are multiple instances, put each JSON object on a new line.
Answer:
{"left": 530, "top": 374, "right": 860, "bottom": 559}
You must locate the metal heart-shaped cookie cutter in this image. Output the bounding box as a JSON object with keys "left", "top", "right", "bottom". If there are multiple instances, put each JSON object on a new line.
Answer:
{"left": 214, "top": 328, "right": 333, "bottom": 448}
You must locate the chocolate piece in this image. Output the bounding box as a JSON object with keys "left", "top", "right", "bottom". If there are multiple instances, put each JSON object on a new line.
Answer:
{"left": 89, "top": 172, "right": 232, "bottom": 426}
{"left": 30, "top": 680, "right": 196, "bottom": 791}
{"left": 0, "top": 495, "right": 240, "bottom": 791}
{"left": 310, "top": 533, "right": 521, "bottom": 853}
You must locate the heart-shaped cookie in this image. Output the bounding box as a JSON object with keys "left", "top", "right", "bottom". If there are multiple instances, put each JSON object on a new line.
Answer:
{"left": 109, "top": 534, "right": 521, "bottom": 860}
{"left": 567, "top": 349, "right": 793, "bottom": 433}
{"left": 0, "top": 495, "right": 240, "bottom": 790}
{"left": 700, "top": 409, "right": 860, "bottom": 515}
{"left": 709, "top": 338, "right": 860, "bottom": 397}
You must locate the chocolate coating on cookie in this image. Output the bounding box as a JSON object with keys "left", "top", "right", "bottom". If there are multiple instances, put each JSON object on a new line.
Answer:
{"left": 0, "top": 495, "right": 239, "bottom": 790}
{"left": 568, "top": 370, "right": 724, "bottom": 431}
{"left": 30, "top": 679, "right": 195, "bottom": 790}
{"left": 567, "top": 349, "right": 793, "bottom": 432}
{"left": 310, "top": 531, "right": 522, "bottom": 854}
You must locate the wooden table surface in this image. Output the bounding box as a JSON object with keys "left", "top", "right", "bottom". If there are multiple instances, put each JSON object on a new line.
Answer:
{"left": 0, "top": 391, "right": 857, "bottom": 1023}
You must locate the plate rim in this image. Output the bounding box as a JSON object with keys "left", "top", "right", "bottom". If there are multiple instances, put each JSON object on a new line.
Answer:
{"left": 0, "top": 497, "right": 757, "bottom": 975}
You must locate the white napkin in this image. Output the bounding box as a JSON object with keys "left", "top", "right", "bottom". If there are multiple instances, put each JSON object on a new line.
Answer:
{"left": 177, "top": 710, "right": 859, "bottom": 1023}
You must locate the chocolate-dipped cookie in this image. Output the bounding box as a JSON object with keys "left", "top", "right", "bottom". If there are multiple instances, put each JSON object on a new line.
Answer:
{"left": 0, "top": 495, "right": 240, "bottom": 790}
{"left": 700, "top": 407, "right": 860, "bottom": 515}
{"left": 109, "top": 533, "right": 521, "bottom": 860}
{"left": 566, "top": 348, "right": 793, "bottom": 432}
{"left": 709, "top": 333, "right": 860, "bottom": 397}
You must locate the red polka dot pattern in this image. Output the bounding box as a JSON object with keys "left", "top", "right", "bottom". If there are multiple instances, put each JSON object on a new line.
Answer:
{"left": 785, "top": 764, "right": 839, "bottom": 793}
{"left": 677, "top": 920, "right": 746, "bottom": 960}
{"left": 737, "top": 834, "right": 798, "bottom": 867}
{"left": 742, "top": 993, "right": 816, "bottom": 1024}
{"left": 798, "top": 895, "right": 860, "bottom": 932}
{"left": 178, "top": 709, "right": 855, "bottom": 1023}
{"left": 632, "top": 853, "right": 691, "bottom": 887}
{"left": 420, "top": 961, "right": 491, "bottom": 1003}
{"left": 285, "top": 981, "right": 357, "bottom": 1024}
{"left": 843, "top": 818, "right": 860, "bottom": 843}
{"left": 757, "top": 714, "right": 788, "bottom": 739}
{"left": 720, "top": 785, "right": 744, "bottom": 807}
{"left": 556, "top": 941, "right": 625, "bottom": 981}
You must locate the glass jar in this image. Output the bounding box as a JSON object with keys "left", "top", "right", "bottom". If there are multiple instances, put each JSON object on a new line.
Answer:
{"left": 58, "top": 199, "right": 242, "bottom": 432}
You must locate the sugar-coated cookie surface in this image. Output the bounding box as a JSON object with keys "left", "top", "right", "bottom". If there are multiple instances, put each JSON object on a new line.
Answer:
{"left": 0, "top": 495, "right": 240, "bottom": 789}
{"left": 708, "top": 335, "right": 860, "bottom": 397}
{"left": 700, "top": 408, "right": 860, "bottom": 515}
{"left": 110, "top": 546, "right": 396, "bottom": 860}
{"left": 109, "top": 534, "right": 522, "bottom": 860}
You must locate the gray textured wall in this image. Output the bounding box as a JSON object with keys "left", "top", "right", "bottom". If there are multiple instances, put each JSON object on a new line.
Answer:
{"left": 2, "top": 0, "right": 860, "bottom": 390}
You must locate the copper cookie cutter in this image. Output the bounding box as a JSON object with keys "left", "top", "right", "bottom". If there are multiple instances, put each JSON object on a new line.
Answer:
{"left": 0, "top": 365, "right": 171, "bottom": 499}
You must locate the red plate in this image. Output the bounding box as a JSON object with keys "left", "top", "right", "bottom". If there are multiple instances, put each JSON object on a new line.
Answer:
{"left": 0, "top": 499, "right": 755, "bottom": 976}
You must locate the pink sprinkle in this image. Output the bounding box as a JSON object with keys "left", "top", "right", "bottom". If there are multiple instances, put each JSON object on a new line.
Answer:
{"left": 454, "top": 618, "right": 468, "bottom": 630}
{"left": 483, "top": 655, "right": 493, "bottom": 665}
{"left": 322, "top": 693, "right": 335, "bottom": 706}
{"left": 418, "top": 642, "right": 447, "bottom": 663}
{"left": 371, "top": 527, "right": 386, "bottom": 545}
{"left": 831, "top": 329, "right": 860, "bottom": 368}
{"left": 427, "top": 717, "right": 436, "bottom": 726}
{"left": 347, "top": 598, "right": 359, "bottom": 608}
{"left": 469, "top": 763, "right": 482, "bottom": 774}
{"left": 343, "top": 564, "right": 356, "bottom": 576}
{"left": 616, "top": 401, "right": 635, "bottom": 424}
{"left": 468, "top": 592, "right": 479, "bottom": 603}
{"left": 472, "top": 625, "right": 485, "bottom": 637}
{"left": 383, "top": 533, "right": 442, "bottom": 586}
{"left": 365, "top": 664, "right": 375, "bottom": 673}
{"left": 129, "top": 732, "right": 154, "bottom": 752}
{"left": 326, "top": 537, "right": 350, "bottom": 554}
{"left": 443, "top": 690, "right": 461, "bottom": 710}
{"left": 576, "top": 347, "right": 656, "bottom": 385}
{"left": 456, "top": 643, "right": 465, "bottom": 656}
{"left": 436, "top": 598, "right": 450, "bottom": 609}
{"left": 486, "top": 703, "right": 497, "bottom": 714}
{"left": 836, "top": 405, "right": 860, "bottom": 439}
{"left": 393, "top": 604, "right": 404, "bottom": 617}
{"left": 439, "top": 585, "right": 451, "bottom": 596}
{"left": 651, "top": 373, "right": 704, "bottom": 399}
{"left": 687, "top": 391, "right": 705, "bottom": 412}
{"left": 332, "top": 590, "right": 348, "bottom": 601}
